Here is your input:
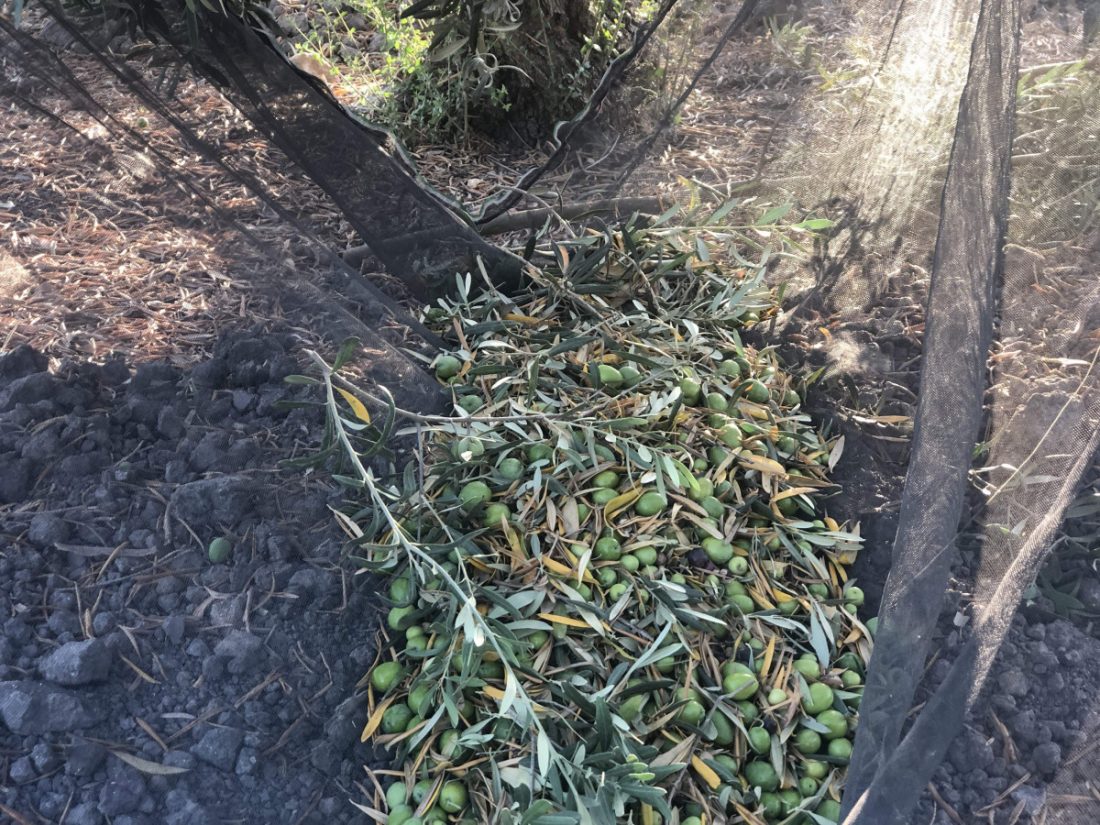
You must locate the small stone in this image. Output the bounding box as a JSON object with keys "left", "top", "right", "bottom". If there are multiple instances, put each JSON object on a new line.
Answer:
{"left": 38, "top": 638, "right": 112, "bottom": 685}
{"left": 28, "top": 512, "right": 71, "bottom": 547}
{"left": 163, "top": 616, "right": 186, "bottom": 645}
{"left": 66, "top": 802, "right": 104, "bottom": 825}
{"left": 9, "top": 755, "right": 36, "bottom": 783}
{"left": 31, "top": 742, "right": 60, "bottom": 772}
{"left": 214, "top": 629, "right": 263, "bottom": 674}
{"left": 190, "top": 726, "right": 244, "bottom": 772}
{"left": 91, "top": 611, "right": 116, "bottom": 636}
{"left": 1031, "top": 741, "right": 1062, "bottom": 776}
{"left": 234, "top": 745, "right": 259, "bottom": 775}
{"left": 163, "top": 750, "right": 196, "bottom": 770}
{"left": 998, "top": 667, "right": 1029, "bottom": 698}
{"left": 67, "top": 742, "right": 108, "bottom": 776}
{"left": 98, "top": 776, "right": 145, "bottom": 816}
{"left": 0, "top": 681, "right": 105, "bottom": 734}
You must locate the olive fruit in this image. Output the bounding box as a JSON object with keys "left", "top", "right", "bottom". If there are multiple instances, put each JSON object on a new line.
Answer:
{"left": 439, "top": 781, "right": 468, "bottom": 813}
{"left": 594, "top": 364, "right": 624, "bottom": 389}
{"left": 382, "top": 704, "right": 414, "bottom": 734}
{"left": 387, "top": 805, "right": 415, "bottom": 825}
{"left": 802, "top": 682, "right": 834, "bottom": 715}
{"left": 593, "top": 470, "right": 620, "bottom": 488}
{"left": 722, "top": 664, "right": 759, "bottom": 699}
{"left": 794, "top": 728, "right": 822, "bottom": 753}
{"left": 743, "top": 760, "right": 779, "bottom": 792}
{"left": 458, "top": 481, "right": 492, "bottom": 511}
{"left": 676, "top": 700, "right": 706, "bottom": 727}
{"left": 386, "top": 781, "right": 408, "bottom": 810}
{"left": 747, "top": 726, "right": 771, "bottom": 754}
{"left": 745, "top": 379, "right": 770, "bottom": 403}
{"left": 793, "top": 655, "right": 822, "bottom": 681}
{"left": 497, "top": 457, "right": 524, "bottom": 481}
{"left": 452, "top": 436, "right": 484, "bottom": 460}
{"left": 803, "top": 759, "right": 828, "bottom": 780}
{"left": 595, "top": 536, "right": 622, "bottom": 560}
{"left": 635, "top": 491, "right": 668, "bottom": 517}
{"left": 370, "top": 661, "right": 403, "bottom": 693}
{"left": 207, "top": 537, "right": 231, "bottom": 564}
{"left": 827, "top": 738, "right": 853, "bottom": 763}
{"left": 482, "top": 502, "right": 511, "bottom": 528}
{"left": 434, "top": 355, "right": 462, "bottom": 380}
{"left": 817, "top": 709, "right": 848, "bottom": 740}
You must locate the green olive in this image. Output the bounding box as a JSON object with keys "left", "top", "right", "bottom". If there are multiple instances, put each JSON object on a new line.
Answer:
{"left": 370, "top": 660, "right": 403, "bottom": 694}
{"left": 676, "top": 699, "right": 706, "bottom": 727}
{"left": 619, "top": 554, "right": 640, "bottom": 573}
{"left": 452, "top": 436, "right": 485, "bottom": 461}
{"left": 497, "top": 457, "right": 524, "bottom": 481}
{"left": 793, "top": 657, "right": 822, "bottom": 682}
{"left": 434, "top": 355, "right": 462, "bottom": 379}
{"left": 745, "top": 379, "right": 770, "bottom": 403}
{"left": 718, "top": 425, "right": 743, "bottom": 448}
{"left": 803, "top": 759, "right": 828, "bottom": 780}
{"left": 632, "top": 546, "right": 658, "bottom": 566}
{"left": 595, "top": 536, "right": 622, "bottom": 560}
{"left": 816, "top": 709, "right": 848, "bottom": 740}
{"left": 382, "top": 704, "right": 415, "bottom": 734}
{"left": 592, "top": 488, "right": 618, "bottom": 506}
{"left": 727, "top": 556, "right": 750, "bottom": 576}
{"left": 794, "top": 728, "right": 822, "bottom": 753}
{"left": 594, "top": 364, "right": 624, "bottom": 389}
{"left": 802, "top": 682, "right": 834, "bottom": 715}
{"left": 747, "top": 726, "right": 771, "bottom": 754}
{"left": 705, "top": 392, "right": 729, "bottom": 412}
{"left": 593, "top": 470, "right": 620, "bottom": 488}
{"left": 388, "top": 605, "right": 416, "bottom": 632}
{"left": 827, "top": 737, "right": 852, "bottom": 763}
{"left": 439, "top": 781, "right": 468, "bottom": 813}
{"left": 207, "top": 537, "right": 231, "bottom": 564}
{"left": 483, "top": 502, "right": 511, "bottom": 528}
{"left": 458, "top": 480, "right": 492, "bottom": 511}
{"left": 635, "top": 492, "right": 668, "bottom": 517}
{"left": 743, "top": 760, "right": 779, "bottom": 792}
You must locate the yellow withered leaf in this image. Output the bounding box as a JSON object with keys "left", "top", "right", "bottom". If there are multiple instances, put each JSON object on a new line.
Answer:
{"left": 336, "top": 387, "right": 371, "bottom": 424}
{"left": 691, "top": 755, "right": 721, "bottom": 790}
{"left": 747, "top": 587, "right": 775, "bottom": 610}
{"left": 761, "top": 635, "right": 777, "bottom": 679}
{"left": 361, "top": 695, "right": 395, "bottom": 742}
{"left": 504, "top": 313, "right": 541, "bottom": 326}
{"left": 824, "top": 516, "right": 841, "bottom": 532}
{"left": 740, "top": 455, "right": 788, "bottom": 478}
{"left": 772, "top": 486, "right": 817, "bottom": 502}
{"left": 537, "top": 612, "right": 590, "bottom": 629}
{"left": 603, "top": 487, "right": 642, "bottom": 521}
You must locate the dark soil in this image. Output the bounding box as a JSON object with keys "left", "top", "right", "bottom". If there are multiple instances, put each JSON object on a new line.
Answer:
{"left": 0, "top": 333, "right": 387, "bottom": 825}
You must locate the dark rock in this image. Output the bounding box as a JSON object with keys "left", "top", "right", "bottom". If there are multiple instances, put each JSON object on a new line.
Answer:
{"left": 0, "top": 371, "right": 64, "bottom": 412}
{"left": 310, "top": 694, "right": 365, "bottom": 773}
{"left": 0, "top": 455, "right": 33, "bottom": 503}
{"left": 31, "top": 741, "right": 60, "bottom": 772}
{"left": 0, "top": 343, "right": 47, "bottom": 381}
{"left": 164, "top": 790, "right": 209, "bottom": 825}
{"left": 156, "top": 406, "right": 186, "bottom": 440}
{"left": 98, "top": 776, "right": 145, "bottom": 816}
{"left": 214, "top": 629, "right": 264, "bottom": 674}
{"left": 0, "top": 681, "right": 105, "bottom": 733}
{"left": 191, "top": 725, "right": 244, "bottom": 771}
{"left": 191, "top": 358, "right": 227, "bottom": 388}
{"left": 67, "top": 742, "right": 108, "bottom": 776}
{"left": 9, "top": 754, "right": 36, "bottom": 783}
{"left": 38, "top": 638, "right": 112, "bottom": 685}
{"left": 163, "top": 615, "right": 186, "bottom": 644}
{"left": 170, "top": 475, "right": 262, "bottom": 526}
{"left": 28, "top": 512, "right": 71, "bottom": 547}
{"left": 163, "top": 750, "right": 196, "bottom": 770}
{"left": 948, "top": 727, "right": 994, "bottom": 772}
{"left": 1031, "top": 741, "right": 1062, "bottom": 776}
{"left": 998, "top": 667, "right": 1029, "bottom": 698}
{"left": 66, "top": 802, "right": 104, "bottom": 825}
{"left": 235, "top": 745, "right": 259, "bottom": 775}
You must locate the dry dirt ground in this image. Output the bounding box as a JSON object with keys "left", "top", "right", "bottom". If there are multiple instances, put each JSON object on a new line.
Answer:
{"left": 2, "top": 1, "right": 1100, "bottom": 824}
